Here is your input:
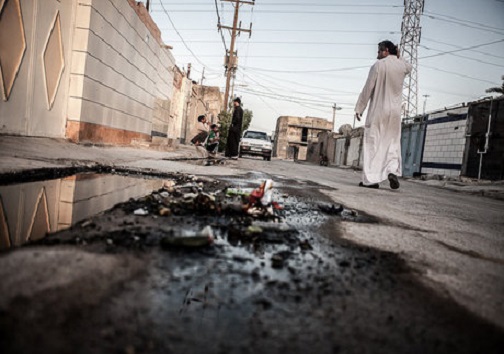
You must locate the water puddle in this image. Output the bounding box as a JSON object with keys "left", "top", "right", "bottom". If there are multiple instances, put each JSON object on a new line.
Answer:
{"left": 0, "top": 173, "right": 163, "bottom": 250}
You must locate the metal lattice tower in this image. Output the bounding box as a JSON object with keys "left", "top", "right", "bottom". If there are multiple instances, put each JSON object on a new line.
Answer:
{"left": 400, "top": 0, "right": 424, "bottom": 119}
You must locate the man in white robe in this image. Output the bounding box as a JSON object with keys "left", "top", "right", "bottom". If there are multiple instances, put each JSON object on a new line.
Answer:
{"left": 355, "top": 40, "right": 412, "bottom": 189}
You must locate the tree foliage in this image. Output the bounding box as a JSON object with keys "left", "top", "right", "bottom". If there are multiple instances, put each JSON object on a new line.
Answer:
{"left": 486, "top": 75, "right": 504, "bottom": 95}
{"left": 217, "top": 108, "right": 253, "bottom": 151}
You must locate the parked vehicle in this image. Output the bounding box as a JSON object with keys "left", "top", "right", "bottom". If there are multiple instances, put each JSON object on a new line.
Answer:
{"left": 239, "top": 130, "right": 272, "bottom": 161}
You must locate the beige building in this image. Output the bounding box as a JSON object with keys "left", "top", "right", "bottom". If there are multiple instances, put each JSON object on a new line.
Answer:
{"left": 0, "top": 0, "right": 176, "bottom": 145}
{"left": 169, "top": 66, "right": 193, "bottom": 145}
{"left": 273, "top": 116, "right": 333, "bottom": 160}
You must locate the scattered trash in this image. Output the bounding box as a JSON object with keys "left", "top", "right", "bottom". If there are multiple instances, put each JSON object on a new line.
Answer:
{"left": 163, "top": 180, "right": 176, "bottom": 189}
{"left": 247, "top": 225, "right": 263, "bottom": 234}
{"left": 159, "top": 207, "right": 171, "bottom": 216}
{"left": 299, "top": 239, "right": 313, "bottom": 250}
{"left": 244, "top": 179, "right": 278, "bottom": 217}
{"left": 318, "top": 203, "right": 344, "bottom": 215}
{"left": 271, "top": 254, "right": 284, "bottom": 268}
{"left": 133, "top": 208, "right": 149, "bottom": 216}
{"left": 160, "top": 226, "right": 214, "bottom": 248}
{"left": 250, "top": 221, "right": 294, "bottom": 233}
{"left": 271, "top": 251, "right": 292, "bottom": 269}
{"left": 226, "top": 187, "right": 253, "bottom": 196}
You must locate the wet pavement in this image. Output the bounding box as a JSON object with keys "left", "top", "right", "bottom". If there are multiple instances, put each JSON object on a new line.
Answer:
{"left": 0, "top": 169, "right": 503, "bottom": 353}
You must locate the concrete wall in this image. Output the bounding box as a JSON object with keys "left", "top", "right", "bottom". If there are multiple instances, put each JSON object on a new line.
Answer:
{"left": 0, "top": 0, "right": 76, "bottom": 137}
{"left": 346, "top": 137, "right": 362, "bottom": 167}
{"left": 273, "top": 116, "right": 332, "bottom": 159}
{"left": 67, "top": 0, "right": 175, "bottom": 144}
{"left": 421, "top": 106, "right": 468, "bottom": 177}
{"left": 0, "top": 0, "right": 176, "bottom": 145}
{"left": 186, "top": 84, "right": 222, "bottom": 140}
{"left": 334, "top": 138, "right": 346, "bottom": 165}
{"left": 462, "top": 97, "right": 504, "bottom": 180}
{"left": 169, "top": 67, "right": 192, "bottom": 143}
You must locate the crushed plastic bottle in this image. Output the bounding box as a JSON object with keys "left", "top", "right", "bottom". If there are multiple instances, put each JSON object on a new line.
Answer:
{"left": 160, "top": 225, "right": 214, "bottom": 248}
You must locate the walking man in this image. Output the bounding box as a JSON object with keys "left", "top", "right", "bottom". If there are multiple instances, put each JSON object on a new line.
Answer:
{"left": 355, "top": 40, "right": 412, "bottom": 189}
{"left": 225, "top": 97, "right": 244, "bottom": 159}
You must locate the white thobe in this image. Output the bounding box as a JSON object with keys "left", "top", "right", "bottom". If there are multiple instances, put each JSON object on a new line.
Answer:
{"left": 355, "top": 56, "right": 412, "bottom": 185}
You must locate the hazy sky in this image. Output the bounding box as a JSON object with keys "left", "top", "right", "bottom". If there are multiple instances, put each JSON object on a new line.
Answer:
{"left": 149, "top": 0, "right": 504, "bottom": 133}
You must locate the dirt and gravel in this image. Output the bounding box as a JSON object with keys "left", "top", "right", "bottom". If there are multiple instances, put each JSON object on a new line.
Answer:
{"left": 0, "top": 170, "right": 503, "bottom": 354}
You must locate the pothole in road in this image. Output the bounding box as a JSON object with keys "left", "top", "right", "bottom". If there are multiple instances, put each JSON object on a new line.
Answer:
{"left": 2, "top": 170, "right": 502, "bottom": 354}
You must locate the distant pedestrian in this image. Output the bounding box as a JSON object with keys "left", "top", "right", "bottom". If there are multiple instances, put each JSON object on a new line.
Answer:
{"left": 225, "top": 97, "right": 243, "bottom": 159}
{"left": 354, "top": 40, "right": 412, "bottom": 189}
{"left": 190, "top": 115, "right": 209, "bottom": 146}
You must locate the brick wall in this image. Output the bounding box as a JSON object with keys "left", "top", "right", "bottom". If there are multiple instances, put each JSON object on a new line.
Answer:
{"left": 421, "top": 106, "right": 469, "bottom": 177}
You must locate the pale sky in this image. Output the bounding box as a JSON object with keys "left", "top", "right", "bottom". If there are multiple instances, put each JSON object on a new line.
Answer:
{"left": 149, "top": 0, "right": 504, "bottom": 134}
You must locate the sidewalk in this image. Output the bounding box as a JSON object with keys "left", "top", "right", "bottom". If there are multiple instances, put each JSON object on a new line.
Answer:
{"left": 0, "top": 135, "right": 203, "bottom": 174}
{"left": 1, "top": 135, "right": 504, "bottom": 200}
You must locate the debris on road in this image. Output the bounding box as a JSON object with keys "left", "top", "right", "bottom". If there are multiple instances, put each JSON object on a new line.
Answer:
{"left": 160, "top": 225, "right": 214, "bottom": 248}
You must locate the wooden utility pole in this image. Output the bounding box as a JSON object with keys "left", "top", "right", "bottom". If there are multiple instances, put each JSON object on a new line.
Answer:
{"left": 201, "top": 67, "right": 206, "bottom": 85}
{"left": 332, "top": 103, "right": 342, "bottom": 131}
{"left": 219, "top": 0, "right": 254, "bottom": 110}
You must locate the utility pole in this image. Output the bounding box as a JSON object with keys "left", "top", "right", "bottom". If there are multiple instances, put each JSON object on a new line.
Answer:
{"left": 422, "top": 94, "right": 430, "bottom": 116}
{"left": 332, "top": 103, "right": 342, "bottom": 132}
{"left": 229, "top": 71, "right": 237, "bottom": 106}
{"left": 219, "top": 0, "right": 254, "bottom": 110}
{"left": 400, "top": 0, "right": 424, "bottom": 119}
{"left": 201, "top": 67, "right": 206, "bottom": 85}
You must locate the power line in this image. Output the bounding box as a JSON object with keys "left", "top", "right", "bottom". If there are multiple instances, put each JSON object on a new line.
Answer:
{"left": 420, "top": 38, "right": 504, "bottom": 59}
{"left": 425, "top": 14, "right": 504, "bottom": 35}
{"left": 214, "top": 0, "right": 228, "bottom": 52}
{"left": 174, "top": 54, "right": 373, "bottom": 60}
{"left": 159, "top": 28, "right": 401, "bottom": 34}
{"left": 238, "top": 70, "right": 334, "bottom": 105}
{"left": 239, "top": 68, "right": 359, "bottom": 96}
{"left": 156, "top": 0, "right": 211, "bottom": 71}
{"left": 236, "top": 87, "right": 355, "bottom": 106}
{"left": 420, "top": 64, "right": 500, "bottom": 85}
{"left": 420, "top": 44, "right": 504, "bottom": 68}
{"left": 151, "top": 2, "right": 400, "bottom": 7}
{"left": 422, "top": 37, "right": 504, "bottom": 60}
{"left": 168, "top": 41, "right": 378, "bottom": 45}
{"left": 152, "top": 10, "right": 403, "bottom": 15}
{"left": 424, "top": 11, "right": 504, "bottom": 33}
{"left": 242, "top": 64, "right": 370, "bottom": 74}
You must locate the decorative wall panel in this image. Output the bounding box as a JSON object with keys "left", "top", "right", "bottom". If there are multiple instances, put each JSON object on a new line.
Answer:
{"left": 0, "top": 0, "right": 26, "bottom": 101}
{"left": 42, "top": 11, "right": 65, "bottom": 109}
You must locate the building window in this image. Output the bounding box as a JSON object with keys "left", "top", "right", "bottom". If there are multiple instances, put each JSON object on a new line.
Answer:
{"left": 301, "top": 128, "right": 308, "bottom": 142}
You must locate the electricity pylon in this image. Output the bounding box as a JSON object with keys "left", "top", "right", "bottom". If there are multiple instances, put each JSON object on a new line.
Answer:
{"left": 400, "top": 0, "right": 424, "bottom": 119}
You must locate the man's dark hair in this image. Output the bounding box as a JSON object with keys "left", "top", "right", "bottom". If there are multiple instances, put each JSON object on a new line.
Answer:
{"left": 378, "top": 40, "right": 398, "bottom": 55}
{"left": 210, "top": 124, "right": 217, "bottom": 129}
{"left": 233, "top": 97, "right": 241, "bottom": 104}
{"left": 197, "top": 115, "right": 206, "bottom": 122}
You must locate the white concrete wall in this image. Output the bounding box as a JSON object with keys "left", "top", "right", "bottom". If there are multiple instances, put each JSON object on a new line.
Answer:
{"left": 169, "top": 75, "right": 192, "bottom": 142}
{"left": 0, "top": 0, "right": 76, "bottom": 137}
{"left": 346, "top": 137, "right": 362, "bottom": 167}
{"left": 68, "top": 0, "right": 175, "bottom": 136}
{"left": 421, "top": 107, "right": 468, "bottom": 177}
{"left": 333, "top": 138, "right": 346, "bottom": 166}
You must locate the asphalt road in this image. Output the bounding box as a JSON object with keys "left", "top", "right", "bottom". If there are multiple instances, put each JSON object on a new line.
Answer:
{"left": 0, "top": 154, "right": 503, "bottom": 353}
{"left": 225, "top": 157, "right": 504, "bottom": 329}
